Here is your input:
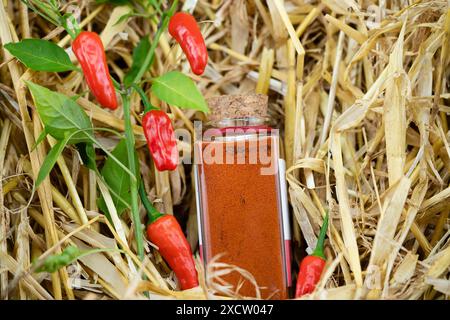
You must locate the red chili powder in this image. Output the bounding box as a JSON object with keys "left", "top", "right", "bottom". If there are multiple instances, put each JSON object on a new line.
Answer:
{"left": 197, "top": 135, "right": 287, "bottom": 299}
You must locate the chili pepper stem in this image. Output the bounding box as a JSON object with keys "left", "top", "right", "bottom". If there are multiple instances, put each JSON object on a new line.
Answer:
{"left": 62, "top": 14, "right": 81, "bottom": 39}
{"left": 131, "top": 84, "right": 158, "bottom": 113}
{"left": 139, "top": 179, "right": 163, "bottom": 223}
{"left": 121, "top": 93, "right": 144, "bottom": 261}
{"left": 311, "top": 210, "right": 329, "bottom": 259}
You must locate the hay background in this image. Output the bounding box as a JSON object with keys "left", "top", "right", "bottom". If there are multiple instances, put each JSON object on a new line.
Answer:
{"left": 0, "top": 0, "right": 449, "bottom": 299}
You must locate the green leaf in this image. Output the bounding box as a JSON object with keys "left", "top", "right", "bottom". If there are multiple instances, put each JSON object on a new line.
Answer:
{"left": 31, "top": 130, "right": 47, "bottom": 151}
{"left": 97, "top": 139, "right": 140, "bottom": 216}
{"left": 124, "top": 36, "right": 150, "bottom": 87}
{"left": 20, "top": 0, "right": 61, "bottom": 26}
{"left": 26, "top": 81, "right": 93, "bottom": 144}
{"left": 4, "top": 39, "right": 77, "bottom": 72}
{"left": 35, "top": 246, "right": 82, "bottom": 273}
{"left": 35, "top": 134, "right": 70, "bottom": 188}
{"left": 34, "top": 245, "right": 122, "bottom": 273}
{"left": 151, "top": 71, "right": 209, "bottom": 113}
{"left": 143, "top": 0, "right": 159, "bottom": 9}
{"left": 76, "top": 142, "right": 97, "bottom": 171}
{"left": 95, "top": 0, "right": 130, "bottom": 5}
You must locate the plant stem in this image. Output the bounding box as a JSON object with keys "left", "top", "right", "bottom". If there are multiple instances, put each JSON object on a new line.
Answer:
{"left": 131, "top": 84, "right": 157, "bottom": 112}
{"left": 139, "top": 179, "right": 163, "bottom": 223}
{"left": 129, "top": 0, "right": 178, "bottom": 86}
{"left": 121, "top": 92, "right": 144, "bottom": 260}
{"left": 152, "top": 0, "right": 163, "bottom": 17}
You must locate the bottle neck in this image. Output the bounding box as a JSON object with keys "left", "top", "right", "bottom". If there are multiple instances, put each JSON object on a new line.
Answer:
{"left": 209, "top": 116, "right": 267, "bottom": 128}
{"left": 206, "top": 116, "right": 272, "bottom": 134}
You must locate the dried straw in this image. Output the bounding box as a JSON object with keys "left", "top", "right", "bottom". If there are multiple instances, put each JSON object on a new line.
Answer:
{"left": 0, "top": 0, "right": 449, "bottom": 300}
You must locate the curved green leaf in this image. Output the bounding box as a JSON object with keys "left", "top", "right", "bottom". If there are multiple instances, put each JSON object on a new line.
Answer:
{"left": 35, "top": 246, "right": 81, "bottom": 273}
{"left": 95, "top": 0, "right": 130, "bottom": 4}
{"left": 151, "top": 71, "right": 209, "bottom": 113}
{"left": 4, "top": 39, "right": 77, "bottom": 72}
{"left": 97, "top": 139, "right": 140, "bottom": 216}
{"left": 76, "top": 142, "right": 97, "bottom": 171}
{"left": 35, "top": 134, "right": 70, "bottom": 188}
{"left": 31, "top": 130, "right": 47, "bottom": 151}
{"left": 124, "top": 36, "right": 150, "bottom": 87}
{"left": 35, "top": 245, "right": 122, "bottom": 273}
{"left": 26, "top": 81, "right": 93, "bottom": 144}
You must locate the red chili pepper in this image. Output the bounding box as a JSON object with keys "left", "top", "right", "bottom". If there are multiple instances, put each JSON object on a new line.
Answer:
{"left": 142, "top": 110, "right": 179, "bottom": 171}
{"left": 168, "top": 12, "right": 208, "bottom": 75}
{"left": 72, "top": 31, "right": 118, "bottom": 110}
{"left": 295, "top": 211, "right": 329, "bottom": 298}
{"left": 140, "top": 183, "right": 198, "bottom": 290}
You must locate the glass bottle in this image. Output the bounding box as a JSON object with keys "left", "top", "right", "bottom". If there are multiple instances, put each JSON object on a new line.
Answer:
{"left": 194, "top": 94, "right": 291, "bottom": 299}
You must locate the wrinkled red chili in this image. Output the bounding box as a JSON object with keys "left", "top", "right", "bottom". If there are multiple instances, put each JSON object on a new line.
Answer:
{"left": 142, "top": 110, "right": 179, "bottom": 171}
{"left": 140, "top": 182, "right": 198, "bottom": 290}
{"left": 168, "top": 12, "right": 208, "bottom": 75}
{"left": 295, "top": 211, "right": 329, "bottom": 298}
{"left": 72, "top": 31, "right": 118, "bottom": 110}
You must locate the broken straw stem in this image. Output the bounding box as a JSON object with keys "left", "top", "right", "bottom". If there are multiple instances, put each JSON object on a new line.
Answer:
{"left": 320, "top": 30, "right": 345, "bottom": 146}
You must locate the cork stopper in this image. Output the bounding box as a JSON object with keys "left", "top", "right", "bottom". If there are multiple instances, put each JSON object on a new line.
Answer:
{"left": 206, "top": 94, "right": 268, "bottom": 122}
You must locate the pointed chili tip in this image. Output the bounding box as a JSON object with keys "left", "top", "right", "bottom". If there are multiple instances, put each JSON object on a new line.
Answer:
{"left": 192, "top": 65, "right": 206, "bottom": 76}
{"left": 104, "top": 98, "right": 118, "bottom": 110}
{"left": 311, "top": 210, "right": 329, "bottom": 259}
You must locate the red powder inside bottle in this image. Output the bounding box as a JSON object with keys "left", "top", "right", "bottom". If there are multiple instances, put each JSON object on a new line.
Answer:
{"left": 197, "top": 134, "right": 288, "bottom": 299}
